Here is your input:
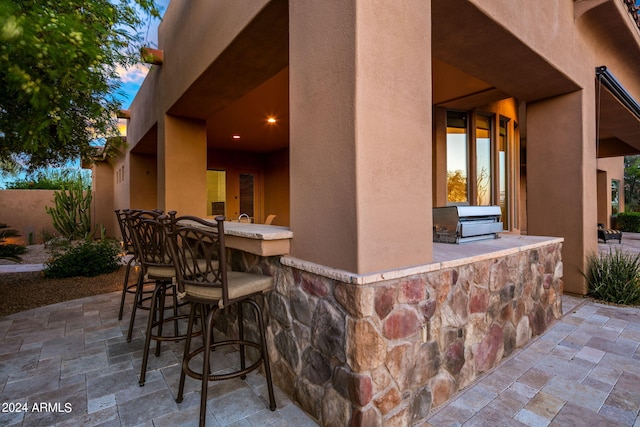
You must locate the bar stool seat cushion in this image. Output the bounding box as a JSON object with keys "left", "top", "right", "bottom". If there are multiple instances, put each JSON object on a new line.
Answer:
{"left": 185, "top": 271, "right": 273, "bottom": 307}
{"left": 146, "top": 258, "right": 213, "bottom": 281}
{"left": 145, "top": 265, "right": 177, "bottom": 281}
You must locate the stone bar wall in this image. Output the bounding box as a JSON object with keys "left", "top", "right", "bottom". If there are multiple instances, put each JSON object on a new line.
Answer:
{"left": 223, "top": 240, "right": 563, "bottom": 426}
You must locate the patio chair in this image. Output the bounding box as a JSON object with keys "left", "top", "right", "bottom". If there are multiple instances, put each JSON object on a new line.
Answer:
{"left": 114, "top": 209, "right": 159, "bottom": 320}
{"left": 598, "top": 223, "right": 622, "bottom": 243}
{"left": 125, "top": 210, "right": 193, "bottom": 386}
{"left": 164, "top": 214, "right": 276, "bottom": 427}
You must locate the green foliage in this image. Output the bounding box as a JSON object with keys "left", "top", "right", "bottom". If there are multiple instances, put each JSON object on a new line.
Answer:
{"left": 45, "top": 176, "right": 93, "bottom": 240}
{"left": 43, "top": 239, "right": 120, "bottom": 278}
{"left": 0, "top": 244, "right": 27, "bottom": 261}
{"left": 0, "top": 223, "right": 26, "bottom": 262}
{"left": 616, "top": 212, "right": 640, "bottom": 232}
{"left": 585, "top": 249, "right": 640, "bottom": 306}
{"left": 0, "top": 0, "right": 161, "bottom": 173}
{"left": 625, "top": 155, "right": 640, "bottom": 212}
{"left": 4, "top": 168, "right": 91, "bottom": 190}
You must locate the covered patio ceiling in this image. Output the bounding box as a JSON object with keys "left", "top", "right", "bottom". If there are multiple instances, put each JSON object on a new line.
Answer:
{"left": 157, "top": 0, "right": 640, "bottom": 159}
{"left": 431, "top": 0, "right": 580, "bottom": 103}
{"left": 597, "top": 68, "right": 640, "bottom": 158}
{"left": 167, "top": 0, "right": 289, "bottom": 154}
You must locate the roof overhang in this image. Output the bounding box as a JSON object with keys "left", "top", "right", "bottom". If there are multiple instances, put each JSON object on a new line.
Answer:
{"left": 596, "top": 66, "right": 640, "bottom": 157}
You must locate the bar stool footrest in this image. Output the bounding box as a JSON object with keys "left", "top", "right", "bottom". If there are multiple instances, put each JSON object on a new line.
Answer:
{"left": 149, "top": 314, "right": 200, "bottom": 342}
{"left": 182, "top": 339, "right": 264, "bottom": 382}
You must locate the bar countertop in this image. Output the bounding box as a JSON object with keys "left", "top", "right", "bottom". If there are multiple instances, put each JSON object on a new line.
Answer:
{"left": 182, "top": 218, "right": 293, "bottom": 257}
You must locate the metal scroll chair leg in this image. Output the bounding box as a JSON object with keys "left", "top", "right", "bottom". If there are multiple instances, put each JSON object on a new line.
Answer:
{"left": 172, "top": 284, "right": 180, "bottom": 341}
{"left": 249, "top": 298, "right": 276, "bottom": 410}
{"left": 118, "top": 256, "right": 136, "bottom": 320}
{"left": 127, "top": 272, "right": 145, "bottom": 342}
{"left": 176, "top": 302, "right": 198, "bottom": 403}
{"left": 155, "top": 283, "right": 167, "bottom": 357}
{"left": 140, "top": 283, "right": 162, "bottom": 386}
{"left": 238, "top": 302, "right": 246, "bottom": 379}
{"left": 200, "top": 306, "right": 217, "bottom": 426}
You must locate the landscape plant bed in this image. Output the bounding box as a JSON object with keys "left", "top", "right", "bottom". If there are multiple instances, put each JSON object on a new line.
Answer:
{"left": 0, "top": 268, "right": 125, "bottom": 318}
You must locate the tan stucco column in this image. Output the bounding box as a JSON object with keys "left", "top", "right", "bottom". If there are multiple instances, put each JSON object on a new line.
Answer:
{"left": 289, "top": 1, "right": 432, "bottom": 273}
{"left": 90, "top": 162, "right": 115, "bottom": 237}
{"left": 526, "top": 90, "right": 598, "bottom": 295}
{"left": 158, "top": 115, "right": 207, "bottom": 216}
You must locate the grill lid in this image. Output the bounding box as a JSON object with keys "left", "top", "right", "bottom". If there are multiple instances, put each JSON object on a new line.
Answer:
{"left": 433, "top": 205, "right": 503, "bottom": 244}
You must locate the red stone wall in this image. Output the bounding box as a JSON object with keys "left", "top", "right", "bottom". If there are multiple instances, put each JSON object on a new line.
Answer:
{"left": 223, "top": 242, "right": 563, "bottom": 426}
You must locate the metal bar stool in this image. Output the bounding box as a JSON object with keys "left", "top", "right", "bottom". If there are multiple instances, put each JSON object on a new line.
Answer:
{"left": 125, "top": 210, "right": 193, "bottom": 386}
{"left": 121, "top": 209, "right": 164, "bottom": 342}
{"left": 115, "top": 209, "right": 146, "bottom": 321}
{"left": 164, "top": 215, "right": 276, "bottom": 427}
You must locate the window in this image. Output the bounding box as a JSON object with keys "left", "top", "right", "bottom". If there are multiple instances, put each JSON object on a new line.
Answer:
{"left": 447, "top": 111, "right": 494, "bottom": 206}
{"left": 499, "top": 118, "right": 509, "bottom": 229}
{"left": 446, "top": 111, "right": 468, "bottom": 203}
{"left": 206, "top": 170, "right": 226, "bottom": 216}
{"left": 612, "top": 179, "right": 620, "bottom": 215}
{"left": 444, "top": 110, "right": 518, "bottom": 230}
{"left": 476, "top": 115, "right": 492, "bottom": 205}
{"left": 239, "top": 173, "right": 255, "bottom": 220}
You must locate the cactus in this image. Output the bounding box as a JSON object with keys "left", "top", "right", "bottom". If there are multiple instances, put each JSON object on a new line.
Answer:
{"left": 45, "top": 176, "right": 94, "bottom": 240}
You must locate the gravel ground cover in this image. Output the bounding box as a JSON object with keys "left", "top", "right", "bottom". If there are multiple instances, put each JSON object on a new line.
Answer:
{"left": 0, "top": 245, "right": 126, "bottom": 317}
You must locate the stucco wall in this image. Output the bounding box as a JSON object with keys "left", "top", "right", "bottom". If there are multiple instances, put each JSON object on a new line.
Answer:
{"left": 91, "top": 162, "right": 115, "bottom": 239}
{"left": 264, "top": 148, "right": 290, "bottom": 226}
{"left": 0, "top": 190, "right": 57, "bottom": 244}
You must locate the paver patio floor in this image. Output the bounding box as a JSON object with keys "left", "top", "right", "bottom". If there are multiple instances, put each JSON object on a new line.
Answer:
{"left": 0, "top": 233, "right": 639, "bottom": 426}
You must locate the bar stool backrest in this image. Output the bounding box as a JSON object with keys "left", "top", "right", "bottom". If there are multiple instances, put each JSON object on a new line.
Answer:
{"left": 124, "top": 209, "right": 171, "bottom": 271}
{"left": 115, "top": 209, "right": 136, "bottom": 255}
{"left": 164, "top": 215, "right": 230, "bottom": 306}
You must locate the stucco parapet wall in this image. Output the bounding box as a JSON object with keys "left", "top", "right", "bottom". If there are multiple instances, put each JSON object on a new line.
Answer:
{"left": 280, "top": 234, "right": 564, "bottom": 285}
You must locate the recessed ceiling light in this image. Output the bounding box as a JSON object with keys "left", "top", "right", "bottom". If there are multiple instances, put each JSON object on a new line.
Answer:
{"left": 232, "top": 134, "right": 241, "bottom": 140}
{"left": 267, "top": 117, "right": 277, "bottom": 124}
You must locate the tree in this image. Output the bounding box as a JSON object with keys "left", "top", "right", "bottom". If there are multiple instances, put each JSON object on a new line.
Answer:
{"left": 447, "top": 170, "right": 468, "bottom": 203}
{"left": 0, "top": 0, "right": 160, "bottom": 173}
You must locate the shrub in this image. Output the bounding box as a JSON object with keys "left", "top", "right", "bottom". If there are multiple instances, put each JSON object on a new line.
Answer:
{"left": 0, "top": 223, "right": 26, "bottom": 262}
{"left": 44, "top": 239, "right": 121, "bottom": 278}
{"left": 585, "top": 249, "right": 640, "bottom": 306}
{"left": 0, "top": 244, "right": 27, "bottom": 261}
{"left": 616, "top": 212, "right": 640, "bottom": 232}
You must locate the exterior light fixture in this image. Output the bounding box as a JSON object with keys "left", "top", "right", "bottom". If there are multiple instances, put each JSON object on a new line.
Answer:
{"left": 232, "top": 134, "right": 241, "bottom": 141}
{"left": 267, "top": 117, "right": 277, "bottom": 124}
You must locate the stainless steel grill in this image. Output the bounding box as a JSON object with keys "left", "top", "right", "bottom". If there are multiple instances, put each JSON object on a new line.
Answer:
{"left": 433, "top": 205, "right": 503, "bottom": 243}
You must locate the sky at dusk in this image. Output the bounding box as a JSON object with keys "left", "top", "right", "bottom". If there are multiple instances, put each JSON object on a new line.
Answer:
{"left": 116, "top": 0, "right": 169, "bottom": 109}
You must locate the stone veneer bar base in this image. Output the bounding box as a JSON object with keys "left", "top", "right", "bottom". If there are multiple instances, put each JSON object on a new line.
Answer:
{"left": 220, "top": 237, "right": 563, "bottom": 426}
